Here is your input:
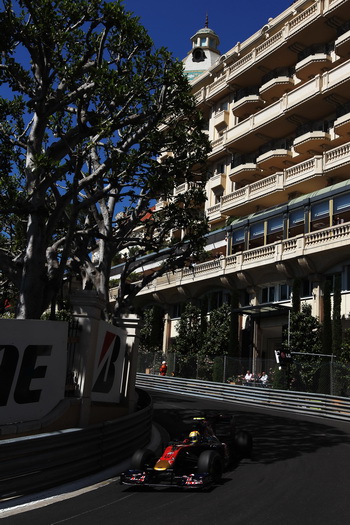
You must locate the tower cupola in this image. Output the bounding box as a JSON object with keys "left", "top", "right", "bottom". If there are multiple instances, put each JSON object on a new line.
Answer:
{"left": 183, "top": 15, "right": 221, "bottom": 82}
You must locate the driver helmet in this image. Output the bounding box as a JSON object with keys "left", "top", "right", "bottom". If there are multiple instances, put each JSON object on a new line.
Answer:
{"left": 189, "top": 430, "right": 200, "bottom": 443}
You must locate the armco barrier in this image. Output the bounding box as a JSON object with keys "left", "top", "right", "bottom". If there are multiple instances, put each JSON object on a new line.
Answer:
{"left": 0, "top": 389, "right": 152, "bottom": 500}
{"left": 136, "top": 373, "right": 350, "bottom": 422}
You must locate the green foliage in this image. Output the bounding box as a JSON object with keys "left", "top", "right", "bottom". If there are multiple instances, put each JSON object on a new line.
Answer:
{"left": 108, "top": 279, "right": 120, "bottom": 289}
{"left": 139, "top": 305, "right": 164, "bottom": 353}
{"left": 284, "top": 303, "right": 323, "bottom": 392}
{"left": 172, "top": 302, "right": 202, "bottom": 377}
{"left": 339, "top": 329, "right": 350, "bottom": 363}
{"left": 200, "top": 303, "right": 231, "bottom": 359}
{"left": 288, "top": 303, "right": 322, "bottom": 354}
{"left": 323, "top": 279, "right": 332, "bottom": 355}
{"left": 332, "top": 274, "right": 342, "bottom": 357}
{"left": 292, "top": 278, "right": 301, "bottom": 313}
{"left": 173, "top": 302, "right": 202, "bottom": 355}
{"left": 271, "top": 367, "right": 287, "bottom": 390}
{"left": 333, "top": 329, "right": 350, "bottom": 396}
{"left": 172, "top": 300, "right": 235, "bottom": 380}
{"left": 229, "top": 289, "right": 239, "bottom": 357}
{"left": 212, "top": 357, "right": 224, "bottom": 383}
{"left": 0, "top": 311, "right": 15, "bottom": 319}
{"left": 0, "top": 0, "right": 210, "bottom": 320}
{"left": 41, "top": 308, "right": 72, "bottom": 321}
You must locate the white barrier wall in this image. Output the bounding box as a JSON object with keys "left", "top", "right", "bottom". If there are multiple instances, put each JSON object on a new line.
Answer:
{"left": 0, "top": 294, "right": 141, "bottom": 428}
{"left": 91, "top": 321, "right": 127, "bottom": 403}
{"left": 0, "top": 320, "right": 68, "bottom": 425}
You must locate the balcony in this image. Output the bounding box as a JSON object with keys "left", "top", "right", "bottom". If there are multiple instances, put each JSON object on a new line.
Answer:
{"left": 221, "top": 173, "right": 285, "bottom": 215}
{"left": 259, "top": 67, "right": 295, "bottom": 103}
{"left": 324, "top": 142, "right": 350, "bottom": 176}
{"left": 206, "top": 72, "right": 229, "bottom": 102}
{"left": 207, "top": 203, "right": 224, "bottom": 223}
{"left": 256, "top": 140, "right": 294, "bottom": 171}
{"left": 213, "top": 110, "right": 230, "bottom": 130}
{"left": 295, "top": 44, "right": 332, "bottom": 81}
{"left": 293, "top": 124, "right": 331, "bottom": 154}
{"left": 136, "top": 222, "right": 350, "bottom": 297}
{"left": 231, "top": 88, "right": 264, "bottom": 119}
{"left": 209, "top": 172, "right": 226, "bottom": 189}
{"left": 220, "top": 155, "right": 325, "bottom": 216}
{"left": 335, "top": 22, "right": 350, "bottom": 58}
{"left": 334, "top": 104, "right": 350, "bottom": 137}
{"left": 230, "top": 154, "right": 261, "bottom": 183}
{"left": 224, "top": 60, "right": 350, "bottom": 153}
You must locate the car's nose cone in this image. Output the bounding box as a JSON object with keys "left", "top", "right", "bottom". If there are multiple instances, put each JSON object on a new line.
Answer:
{"left": 154, "top": 460, "right": 172, "bottom": 471}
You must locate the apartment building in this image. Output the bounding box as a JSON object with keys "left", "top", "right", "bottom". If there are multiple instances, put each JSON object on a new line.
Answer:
{"left": 118, "top": 0, "right": 350, "bottom": 368}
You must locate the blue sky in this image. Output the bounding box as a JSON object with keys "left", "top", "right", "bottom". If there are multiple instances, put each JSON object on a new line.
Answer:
{"left": 123, "top": 0, "right": 293, "bottom": 60}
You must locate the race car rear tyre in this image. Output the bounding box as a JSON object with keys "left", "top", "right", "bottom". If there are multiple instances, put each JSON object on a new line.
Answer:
{"left": 235, "top": 430, "right": 253, "bottom": 458}
{"left": 130, "top": 448, "right": 156, "bottom": 470}
{"left": 197, "top": 450, "right": 223, "bottom": 483}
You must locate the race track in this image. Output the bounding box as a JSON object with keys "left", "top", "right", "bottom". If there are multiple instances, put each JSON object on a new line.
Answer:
{"left": 2, "top": 390, "right": 350, "bottom": 525}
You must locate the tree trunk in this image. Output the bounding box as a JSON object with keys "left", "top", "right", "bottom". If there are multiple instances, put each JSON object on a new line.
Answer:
{"left": 16, "top": 214, "right": 48, "bottom": 319}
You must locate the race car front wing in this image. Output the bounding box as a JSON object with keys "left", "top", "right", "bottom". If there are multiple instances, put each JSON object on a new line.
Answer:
{"left": 120, "top": 469, "right": 213, "bottom": 489}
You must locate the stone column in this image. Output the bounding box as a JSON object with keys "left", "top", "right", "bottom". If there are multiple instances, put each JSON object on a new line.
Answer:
{"left": 162, "top": 312, "right": 171, "bottom": 356}
{"left": 312, "top": 280, "right": 323, "bottom": 321}
{"left": 116, "top": 314, "right": 142, "bottom": 414}
{"left": 70, "top": 291, "right": 105, "bottom": 427}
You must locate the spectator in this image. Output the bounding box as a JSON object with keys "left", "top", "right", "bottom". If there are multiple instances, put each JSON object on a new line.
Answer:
{"left": 244, "top": 370, "right": 253, "bottom": 384}
{"left": 260, "top": 371, "right": 268, "bottom": 386}
{"left": 159, "top": 361, "right": 167, "bottom": 376}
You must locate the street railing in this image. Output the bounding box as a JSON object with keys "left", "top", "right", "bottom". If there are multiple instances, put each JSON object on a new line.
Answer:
{"left": 136, "top": 373, "right": 350, "bottom": 421}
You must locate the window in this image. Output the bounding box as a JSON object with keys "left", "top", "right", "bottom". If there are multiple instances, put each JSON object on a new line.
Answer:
{"left": 280, "top": 284, "right": 291, "bottom": 301}
{"left": 311, "top": 201, "right": 330, "bottom": 231}
{"left": 334, "top": 193, "right": 350, "bottom": 225}
{"left": 213, "top": 188, "right": 223, "bottom": 205}
{"left": 209, "top": 291, "right": 223, "bottom": 311}
{"left": 261, "top": 286, "right": 275, "bottom": 303}
{"left": 215, "top": 162, "right": 225, "bottom": 175}
{"left": 232, "top": 229, "right": 245, "bottom": 253}
{"left": 200, "top": 37, "right": 207, "bottom": 47}
{"left": 267, "top": 216, "right": 284, "bottom": 244}
{"left": 261, "top": 284, "right": 290, "bottom": 303}
{"left": 192, "top": 48, "right": 206, "bottom": 62}
{"left": 300, "top": 279, "right": 312, "bottom": 298}
{"left": 289, "top": 208, "right": 304, "bottom": 237}
{"left": 249, "top": 222, "right": 265, "bottom": 249}
{"left": 171, "top": 303, "right": 181, "bottom": 318}
{"left": 216, "top": 101, "right": 228, "bottom": 112}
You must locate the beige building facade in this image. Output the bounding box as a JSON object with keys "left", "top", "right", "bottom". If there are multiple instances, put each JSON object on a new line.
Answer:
{"left": 115, "top": 0, "right": 350, "bottom": 368}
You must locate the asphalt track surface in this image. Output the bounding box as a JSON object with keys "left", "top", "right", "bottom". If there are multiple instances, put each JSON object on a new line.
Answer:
{"left": 1, "top": 390, "right": 350, "bottom": 525}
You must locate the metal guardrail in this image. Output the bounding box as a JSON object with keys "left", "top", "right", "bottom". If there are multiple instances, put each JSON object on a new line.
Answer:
{"left": 0, "top": 389, "right": 152, "bottom": 500}
{"left": 136, "top": 374, "right": 350, "bottom": 422}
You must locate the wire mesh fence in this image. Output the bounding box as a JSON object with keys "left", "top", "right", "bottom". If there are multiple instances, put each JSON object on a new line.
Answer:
{"left": 137, "top": 350, "right": 350, "bottom": 397}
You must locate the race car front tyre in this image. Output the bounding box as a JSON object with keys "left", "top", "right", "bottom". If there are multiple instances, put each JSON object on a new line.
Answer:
{"left": 130, "top": 448, "right": 156, "bottom": 470}
{"left": 197, "top": 450, "right": 223, "bottom": 483}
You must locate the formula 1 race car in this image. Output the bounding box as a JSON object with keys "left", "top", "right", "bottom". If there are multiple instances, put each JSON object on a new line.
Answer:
{"left": 120, "top": 414, "right": 252, "bottom": 489}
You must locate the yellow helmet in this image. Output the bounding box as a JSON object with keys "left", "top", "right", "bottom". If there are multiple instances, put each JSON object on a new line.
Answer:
{"left": 189, "top": 430, "right": 200, "bottom": 443}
